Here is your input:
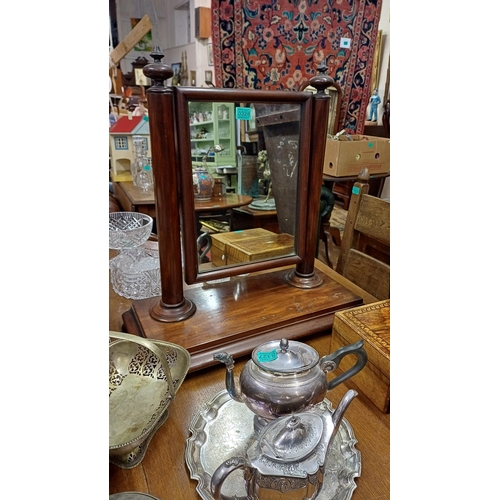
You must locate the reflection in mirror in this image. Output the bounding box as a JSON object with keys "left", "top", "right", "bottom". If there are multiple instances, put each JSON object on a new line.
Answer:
{"left": 174, "top": 88, "right": 313, "bottom": 284}
{"left": 250, "top": 102, "right": 301, "bottom": 235}
{"left": 196, "top": 102, "right": 300, "bottom": 271}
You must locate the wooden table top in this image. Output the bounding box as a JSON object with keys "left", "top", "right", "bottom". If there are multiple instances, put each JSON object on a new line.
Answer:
{"left": 108, "top": 332, "right": 389, "bottom": 499}
{"left": 323, "top": 171, "right": 390, "bottom": 183}
{"left": 113, "top": 181, "right": 155, "bottom": 204}
{"left": 113, "top": 181, "right": 252, "bottom": 212}
{"left": 194, "top": 193, "right": 253, "bottom": 212}
{"left": 232, "top": 205, "right": 278, "bottom": 217}
{"left": 109, "top": 262, "right": 389, "bottom": 499}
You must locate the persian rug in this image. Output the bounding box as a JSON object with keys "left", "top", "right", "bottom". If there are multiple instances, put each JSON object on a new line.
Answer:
{"left": 211, "top": 0, "right": 383, "bottom": 133}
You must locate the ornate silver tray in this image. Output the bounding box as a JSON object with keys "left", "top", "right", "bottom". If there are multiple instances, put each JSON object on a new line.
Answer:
{"left": 110, "top": 494, "right": 160, "bottom": 500}
{"left": 185, "top": 391, "right": 361, "bottom": 500}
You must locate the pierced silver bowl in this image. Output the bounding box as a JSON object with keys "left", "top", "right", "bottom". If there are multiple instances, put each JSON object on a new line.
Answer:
{"left": 109, "top": 331, "right": 191, "bottom": 468}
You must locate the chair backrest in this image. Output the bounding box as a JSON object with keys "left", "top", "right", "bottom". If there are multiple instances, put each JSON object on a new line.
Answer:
{"left": 336, "top": 168, "right": 390, "bottom": 300}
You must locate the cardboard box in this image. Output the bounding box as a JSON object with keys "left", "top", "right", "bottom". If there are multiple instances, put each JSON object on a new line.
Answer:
{"left": 323, "top": 135, "right": 390, "bottom": 177}
{"left": 330, "top": 300, "right": 390, "bottom": 413}
{"left": 210, "top": 228, "right": 272, "bottom": 266}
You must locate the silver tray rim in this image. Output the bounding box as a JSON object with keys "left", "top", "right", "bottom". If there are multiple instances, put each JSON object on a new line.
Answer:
{"left": 109, "top": 493, "right": 161, "bottom": 500}
{"left": 185, "top": 390, "right": 361, "bottom": 500}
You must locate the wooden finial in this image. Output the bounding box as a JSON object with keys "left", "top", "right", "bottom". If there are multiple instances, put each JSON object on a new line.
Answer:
{"left": 358, "top": 167, "right": 370, "bottom": 182}
{"left": 309, "top": 60, "right": 334, "bottom": 94}
{"left": 143, "top": 46, "right": 173, "bottom": 88}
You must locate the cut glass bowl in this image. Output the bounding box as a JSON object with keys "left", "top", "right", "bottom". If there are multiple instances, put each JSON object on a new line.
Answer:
{"left": 109, "top": 212, "right": 153, "bottom": 250}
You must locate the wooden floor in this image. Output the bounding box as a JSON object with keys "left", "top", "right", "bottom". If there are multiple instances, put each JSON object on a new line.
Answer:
{"left": 317, "top": 203, "right": 347, "bottom": 269}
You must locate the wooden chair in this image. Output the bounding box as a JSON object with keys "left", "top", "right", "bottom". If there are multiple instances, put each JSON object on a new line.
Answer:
{"left": 336, "top": 168, "right": 389, "bottom": 300}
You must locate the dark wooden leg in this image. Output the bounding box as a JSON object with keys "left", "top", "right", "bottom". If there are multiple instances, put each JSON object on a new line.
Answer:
{"left": 329, "top": 226, "right": 341, "bottom": 247}
{"left": 376, "top": 178, "right": 386, "bottom": 197}
{"left": 318, "top": 179, "right": 341, "bottom": 268}
{"left": 319, "top": 219, "right": 341, "bottom": 269}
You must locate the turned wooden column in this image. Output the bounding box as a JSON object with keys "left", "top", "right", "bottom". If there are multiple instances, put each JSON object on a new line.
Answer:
{"left": 143, "top": 46, "right": 196, "bottom": 322}
{"left": 285, "top": 61, "right": 334, "bottom": 288}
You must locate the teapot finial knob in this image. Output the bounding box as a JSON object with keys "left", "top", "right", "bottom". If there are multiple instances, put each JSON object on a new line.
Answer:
{"left": 280, "top": 339, "right": 289, "bottom": 352}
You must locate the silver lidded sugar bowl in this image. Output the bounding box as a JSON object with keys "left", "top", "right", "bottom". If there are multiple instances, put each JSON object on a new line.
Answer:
{"left": 213, "top": 338, "right": 367, "bottom": 422}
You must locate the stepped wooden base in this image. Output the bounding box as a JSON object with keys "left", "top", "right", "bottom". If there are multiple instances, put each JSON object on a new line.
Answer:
{"left": 284, "top": 269, "right": 324, "bottom": 288}
{"left": 149, "top": 298, "right": 196, "bottom": 323}
{"left": 122, "top": 264, "right": 362, "bottom": 372}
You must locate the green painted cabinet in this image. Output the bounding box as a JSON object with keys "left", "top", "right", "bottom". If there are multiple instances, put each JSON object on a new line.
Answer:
{"left": 189, "top": 102, "right": 236, "bottom": 170}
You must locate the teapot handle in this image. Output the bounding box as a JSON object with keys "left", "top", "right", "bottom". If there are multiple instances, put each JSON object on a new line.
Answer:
{"left": 211, "top": 456, "right": 248, "bottom": 500}
{"left": 320, "top": 340, "right": 367, "bottom": 391}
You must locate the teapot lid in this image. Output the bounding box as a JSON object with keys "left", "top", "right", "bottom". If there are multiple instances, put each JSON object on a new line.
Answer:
{"left": 252, "top": 339, "right": 319, "bottom": 373}
{"left": 246, "top": 402, "right": 335, "bottom": 477}
{"left": 259, "top": 413, "right": 323, "bottom": 462}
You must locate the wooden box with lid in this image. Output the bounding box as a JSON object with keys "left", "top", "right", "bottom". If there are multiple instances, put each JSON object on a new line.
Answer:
{"left": 330, "top": 299, "right": 390, "bottom": 412}
{"left": 210, "top": 228, "right": 272, "bottom": 266}
{"left": 210, "top": 228, "right": 294, "bottom": 266}
{"left": 226, "top": 231, "right": 294, "bottom": 265}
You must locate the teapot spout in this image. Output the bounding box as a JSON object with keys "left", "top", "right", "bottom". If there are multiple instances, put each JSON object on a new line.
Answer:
{"left": 330, "top": 389, "right": 358, "bottom": 439}
{"left": 213, "top": 352, "right": 244, "bottom": 403}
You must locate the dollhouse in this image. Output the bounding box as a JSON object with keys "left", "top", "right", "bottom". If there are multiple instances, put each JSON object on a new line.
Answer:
{"left": 109, "top": 115, "right": 150, "bottom": 181}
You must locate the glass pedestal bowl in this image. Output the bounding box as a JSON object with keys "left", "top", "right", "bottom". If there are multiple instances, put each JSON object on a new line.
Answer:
{"left": 109, "top": 212, "right": 161, "bottom": 299}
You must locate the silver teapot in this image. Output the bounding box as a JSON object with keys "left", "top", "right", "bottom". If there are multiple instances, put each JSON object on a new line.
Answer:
{"left": 214, "top": 338, "right": 366, "bottom": 421}
{"left": 211, "top": 389, "right": 358, "bottom": 500}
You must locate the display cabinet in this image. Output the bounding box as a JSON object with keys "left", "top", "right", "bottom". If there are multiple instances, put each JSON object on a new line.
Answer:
{"left": 189, "top": 102, "right": 236, "bottom": 169}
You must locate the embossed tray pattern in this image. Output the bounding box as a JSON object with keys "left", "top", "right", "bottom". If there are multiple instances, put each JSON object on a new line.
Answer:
{"left": 185, "top": 391, "right": 361, "bottom": 500}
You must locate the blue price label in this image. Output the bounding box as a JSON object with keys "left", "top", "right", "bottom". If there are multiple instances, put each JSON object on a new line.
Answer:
{"left": 236, "top": 107, "right": 252, "bottom": 120}
{"left": 352, "top": 186, "right": 360, "bottom": 195}
{"left": 257, "top": 349, "right": 278, "bottom": 363}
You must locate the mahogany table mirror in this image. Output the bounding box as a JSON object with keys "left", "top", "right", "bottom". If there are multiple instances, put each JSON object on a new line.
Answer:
{"left": 174, "top": 87, "right": 314, "bottom": 284}
{"left": 120, "top": 49, "right": 364, "bottom": 370}
{"left": 140, "top": 48, "right": 336, "bottom": 324}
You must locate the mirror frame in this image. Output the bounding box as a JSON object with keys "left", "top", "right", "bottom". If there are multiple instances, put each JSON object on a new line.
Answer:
{"left": 173, "top": 87, "right": 314, "bottom": 284}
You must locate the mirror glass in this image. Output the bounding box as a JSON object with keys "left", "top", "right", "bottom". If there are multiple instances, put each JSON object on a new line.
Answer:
{"left": 174, "top": 88, "right": 313, "bottom": 284}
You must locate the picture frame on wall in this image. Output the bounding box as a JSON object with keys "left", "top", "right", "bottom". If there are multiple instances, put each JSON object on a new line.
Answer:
{"left": 170, "top": 62, "right": 181, "bottom": 85}
{"left": 242, "top": 103, "right": 258, "bottom": 142}
{"left": 205, "top": 70, "right": 213, "bottom": 84}
{"left": 371, "top": 30, "right": 383, "bottom": 94}
{"left": 130, "top": 18, "right": 153, "bottom": 52}
{"left": 171, "top": 62, "right": 181, "bottom": 77}
{"left": 207, "top": 43, "right": 213, "bottom": 66}
{"left": 134, "top": 68, "right": 150, "bottom": 86}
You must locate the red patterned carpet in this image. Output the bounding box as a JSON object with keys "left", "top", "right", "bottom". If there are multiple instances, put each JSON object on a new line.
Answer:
{"left": 211, "top": 0, "right": 383, "bottom": 134}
